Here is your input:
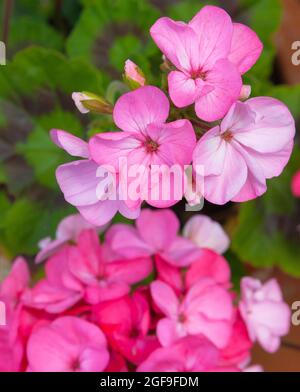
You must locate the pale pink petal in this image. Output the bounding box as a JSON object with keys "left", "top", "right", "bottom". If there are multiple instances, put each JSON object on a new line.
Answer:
{"left": 150, "top": 18, "right": 201, "bottom": 73}
{"left": 234, "top": 98, "right": 295, "bottom": 153}
{"left": 56, "top": 160, "right": 100, "bottom": 206}
{"left": 113, "top": 86, "right": 170, "bottom": 133}
{"left": 168, "top": 71, "right": 198, "bottom": 107}
{"left": 77, "top": 200, "right": 119, "bottom": 228}
{"left": 50, "top": 129, "right": 89, "bottom": 158}
{"left": 156, "top": 119, "right": 196, "bottom": 166}
{"left": 195, "top": 59, "right": 242, "bottom": 122}
{"left": 89, "top": 132, "right": 141, "bottom": 169}
{"left": 183, "top": 215, "right": 230, "bottom": 254}
{"left": 189, "top": 5, "right": 233, "bottom": 70}
{"left": 150, "top": 280, "right": 179, "bottom": 318}
{"left": 136, "top": 209, "right": 179, "bottom": 251}
{"left": 156, "top": 318, "right": 185, "bottom": 347}
{"left": 228, "top": 23, "right": 263, "bottom": 75}
{"left": 202, "top": 142, "right": 248, "bottom": 205}
{"left": 193, "top": 126, "right": 226, "bottom": 177}
{"left": 163, "top": 237, "right": 202, "bottom": 267}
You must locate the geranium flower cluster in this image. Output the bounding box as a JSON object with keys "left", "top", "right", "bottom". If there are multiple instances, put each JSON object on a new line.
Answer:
{"left": 0, "top": 212, "right": 290, "bottom": 372}
{"left": 53, "top": 5, "right": 295, "bottom": 226}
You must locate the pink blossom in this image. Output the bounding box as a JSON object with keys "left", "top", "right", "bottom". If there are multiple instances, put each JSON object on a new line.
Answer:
{"left": 291, "top": 170, "right": 300, "bottom": 197}
{"left": 239, "top": 277, "right": 291, "bottom": 353}
{"left": 150, "top": 5, "right": 262, "bottom": 121}
{"left": 89, "top": 86, "right": 196, "bottom": 208}
{"left": 124, "top": 59, "right": 146, "bottom": 87}
{"left": 193, "top": 98, "right": 295, "bottom": 204}
{"left": 35, "top": 213, "right": 101, "bottom": 264}
{"left": 155, "top": 249, "right": 231, "bottom": 294}
{"left": 94, "top": 292, "right": 159, "bottom": 365}
{"left": 183, "top": 214, "right": 230, "bottom": 254}
{"left": 105, "top": 209, "right": 201, "bottom": 267}
{"left": 220, "top": 310, "right": 252, "bottom": 368}
{"left": 51, "top": 129, "right": 140, "bottom": 226}
{"left": 28, "top": 229, "right": 152, "bottom": 312}
{"left": 27, "top": 317, "right": 109, "bottom": 372}
{"left": 151, "top": 279, "right": 233, "bottom": 348}
{"left": 137, "top": 335, "right": 219, "bottom": 372}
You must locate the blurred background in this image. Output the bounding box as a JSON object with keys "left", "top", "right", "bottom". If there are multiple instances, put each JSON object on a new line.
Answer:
{"left": 0, "top": 0, "right": 299, "bottom": 371}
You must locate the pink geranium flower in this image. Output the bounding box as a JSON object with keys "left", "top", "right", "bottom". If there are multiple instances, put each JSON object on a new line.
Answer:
{"left": 51, "top": 129, "right": 140, "bottom": 226}
{"left": 94, "top": 292, "right": 159, "bottom": 365}
{"left": 239, "top": 277, "right": 291, "bottom": 353}
{"left": 27, "top": 317, "right": 109, "bottom": 372}
{"left": 151, "top": 279, "right": 233, "bottom": 348}
{"left": 35, "top": 213, "right": 100, "bottom": 264}
{"left": 155, "top": 249, "right": 231, "bottom": 295}
{"left": 89, "top": 86, "right": 196, "bottom": 208}
{"left": 137, "top": 335, "right": 219, "bottom": 372}
{"left": 105, "top": 209, "right": 201, "bottom": 267}
{"left": 193, "top": 98, "right": 295, "bottom": 204}
{"left": 27, "top": 229, "right": 152, "bottom": 312}
{"left": 150, "top": 5, "right": 262, "bottom": 121}
{"left": 291, "top": 170, "right": 300, "bottom": 197}
{"left": 183, "top": 214, "right": 230, "bottom": 254}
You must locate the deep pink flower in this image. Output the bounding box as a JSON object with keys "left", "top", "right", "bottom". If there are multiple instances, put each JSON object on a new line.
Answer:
{"left": 239, "top": 277, "right": 291, "bottom": 353}
{"left": 155, "top": 249, "right": 231, "bottom": 294}
{"left": 94, "top": 292, "right": 159, "bottom": 365}
{"left": 151, "top": 279, "right": 233, "bottom": 348}
{"left": 183, "top": 214, "right": 230, "bottom": 254}
{"left": 35, "top": 213, "right": 99, "bottom": 264}
{"left": 137, "top": 335, "right": 219, "bottom": 372}
{"left": 27, "top": 229, "right": 152, "bottom": 312}
{"left": 51, "top": 129, "right": 140, "bottom": 226}
{"left": 27, "top": 316, "right": 109, "bottom": 372}
{"left": 89, "top": 86, "right": 196, "bottom": 208}
{"left": 150, "top": 5, "right": 262, "bottom": 121}
{"left": 193, "top": 98, "right": 295, "bottom": 204}
{"left": 291, "top": 170, "right": 300, "bottom": 197}
{"left": 220, "top": 310, "right": 252, "bottom": 368}
{"left": 105, "top": 209, "right": 201, "bottom": 267}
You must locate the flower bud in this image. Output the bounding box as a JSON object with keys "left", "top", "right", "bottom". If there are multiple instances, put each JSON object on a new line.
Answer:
{"left": 123, "top": 59, "right": 146, "bottom": 89}
{"left": 239, "top": 85, "right": 251, "bottom": 101}
{"left": 72, "top": 92, "right": 113, "bottom": 115}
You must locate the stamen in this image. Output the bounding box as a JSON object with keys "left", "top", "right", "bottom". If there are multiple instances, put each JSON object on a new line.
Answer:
{"left": 221, "top": 130, "right": 233, "bottom": 142}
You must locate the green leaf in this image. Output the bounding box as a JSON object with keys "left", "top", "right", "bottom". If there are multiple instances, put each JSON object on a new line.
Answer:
{"left": 66, "top": 0, "right": 160, "bottom": 84}
{"left": 17, "top": 110, "right": 84, "bottom": 189}
{"left": 232, "top": 145, "right": 300, "bottom": 276}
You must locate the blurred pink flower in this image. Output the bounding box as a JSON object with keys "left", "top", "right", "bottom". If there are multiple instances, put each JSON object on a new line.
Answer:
{"left": 94, "top": 292, "right": 159, "bottom": 365}
{"left": 150, "top": 5, "right": 262, "bottom": 121}
{"left": 239, "top": 277, "right": 291, "bottom": 353}
{"left": 151, "top": 279, "right": 233, "bottom": 348}
{"left": 105, "top": 209, "right": 201, "bottom": 267}
{"left": 183, "top": 214, "right": 230, "bottom": 254}
{"left": 137, "top": 335, "right": 219, "bottom": 372}
{"left": 291, "top": 170, "right": 300, "bottom": 197}
{"left": 27, "top": 316, "right": 109, "bottom": 372}
{"left": 35, "top": 214, "right": 100, "bottom": 264}
{"left": 51, "top": 129, "right": 140, "bottom": 225}
{"left": 155, "top": 249, "right": 231, "bottom": 294}
{"left": 27, "top": 229, "right": 152, "bottom": 312}
{"left": 193, "top": 98, "right": 295, "bottom": 204}
{"left": 89, "top": 86, "right": 196, "bottom": 208}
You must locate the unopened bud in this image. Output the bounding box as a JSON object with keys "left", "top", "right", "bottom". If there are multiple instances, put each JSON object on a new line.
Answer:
{"left": 72, "top": 92, "right": 113, "bottom": 115}
{"left": 123, "top": 59, "right": 146, "bottom": 89}
{"left": 239, "top": 85, "right": 251, "bottom": 101}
